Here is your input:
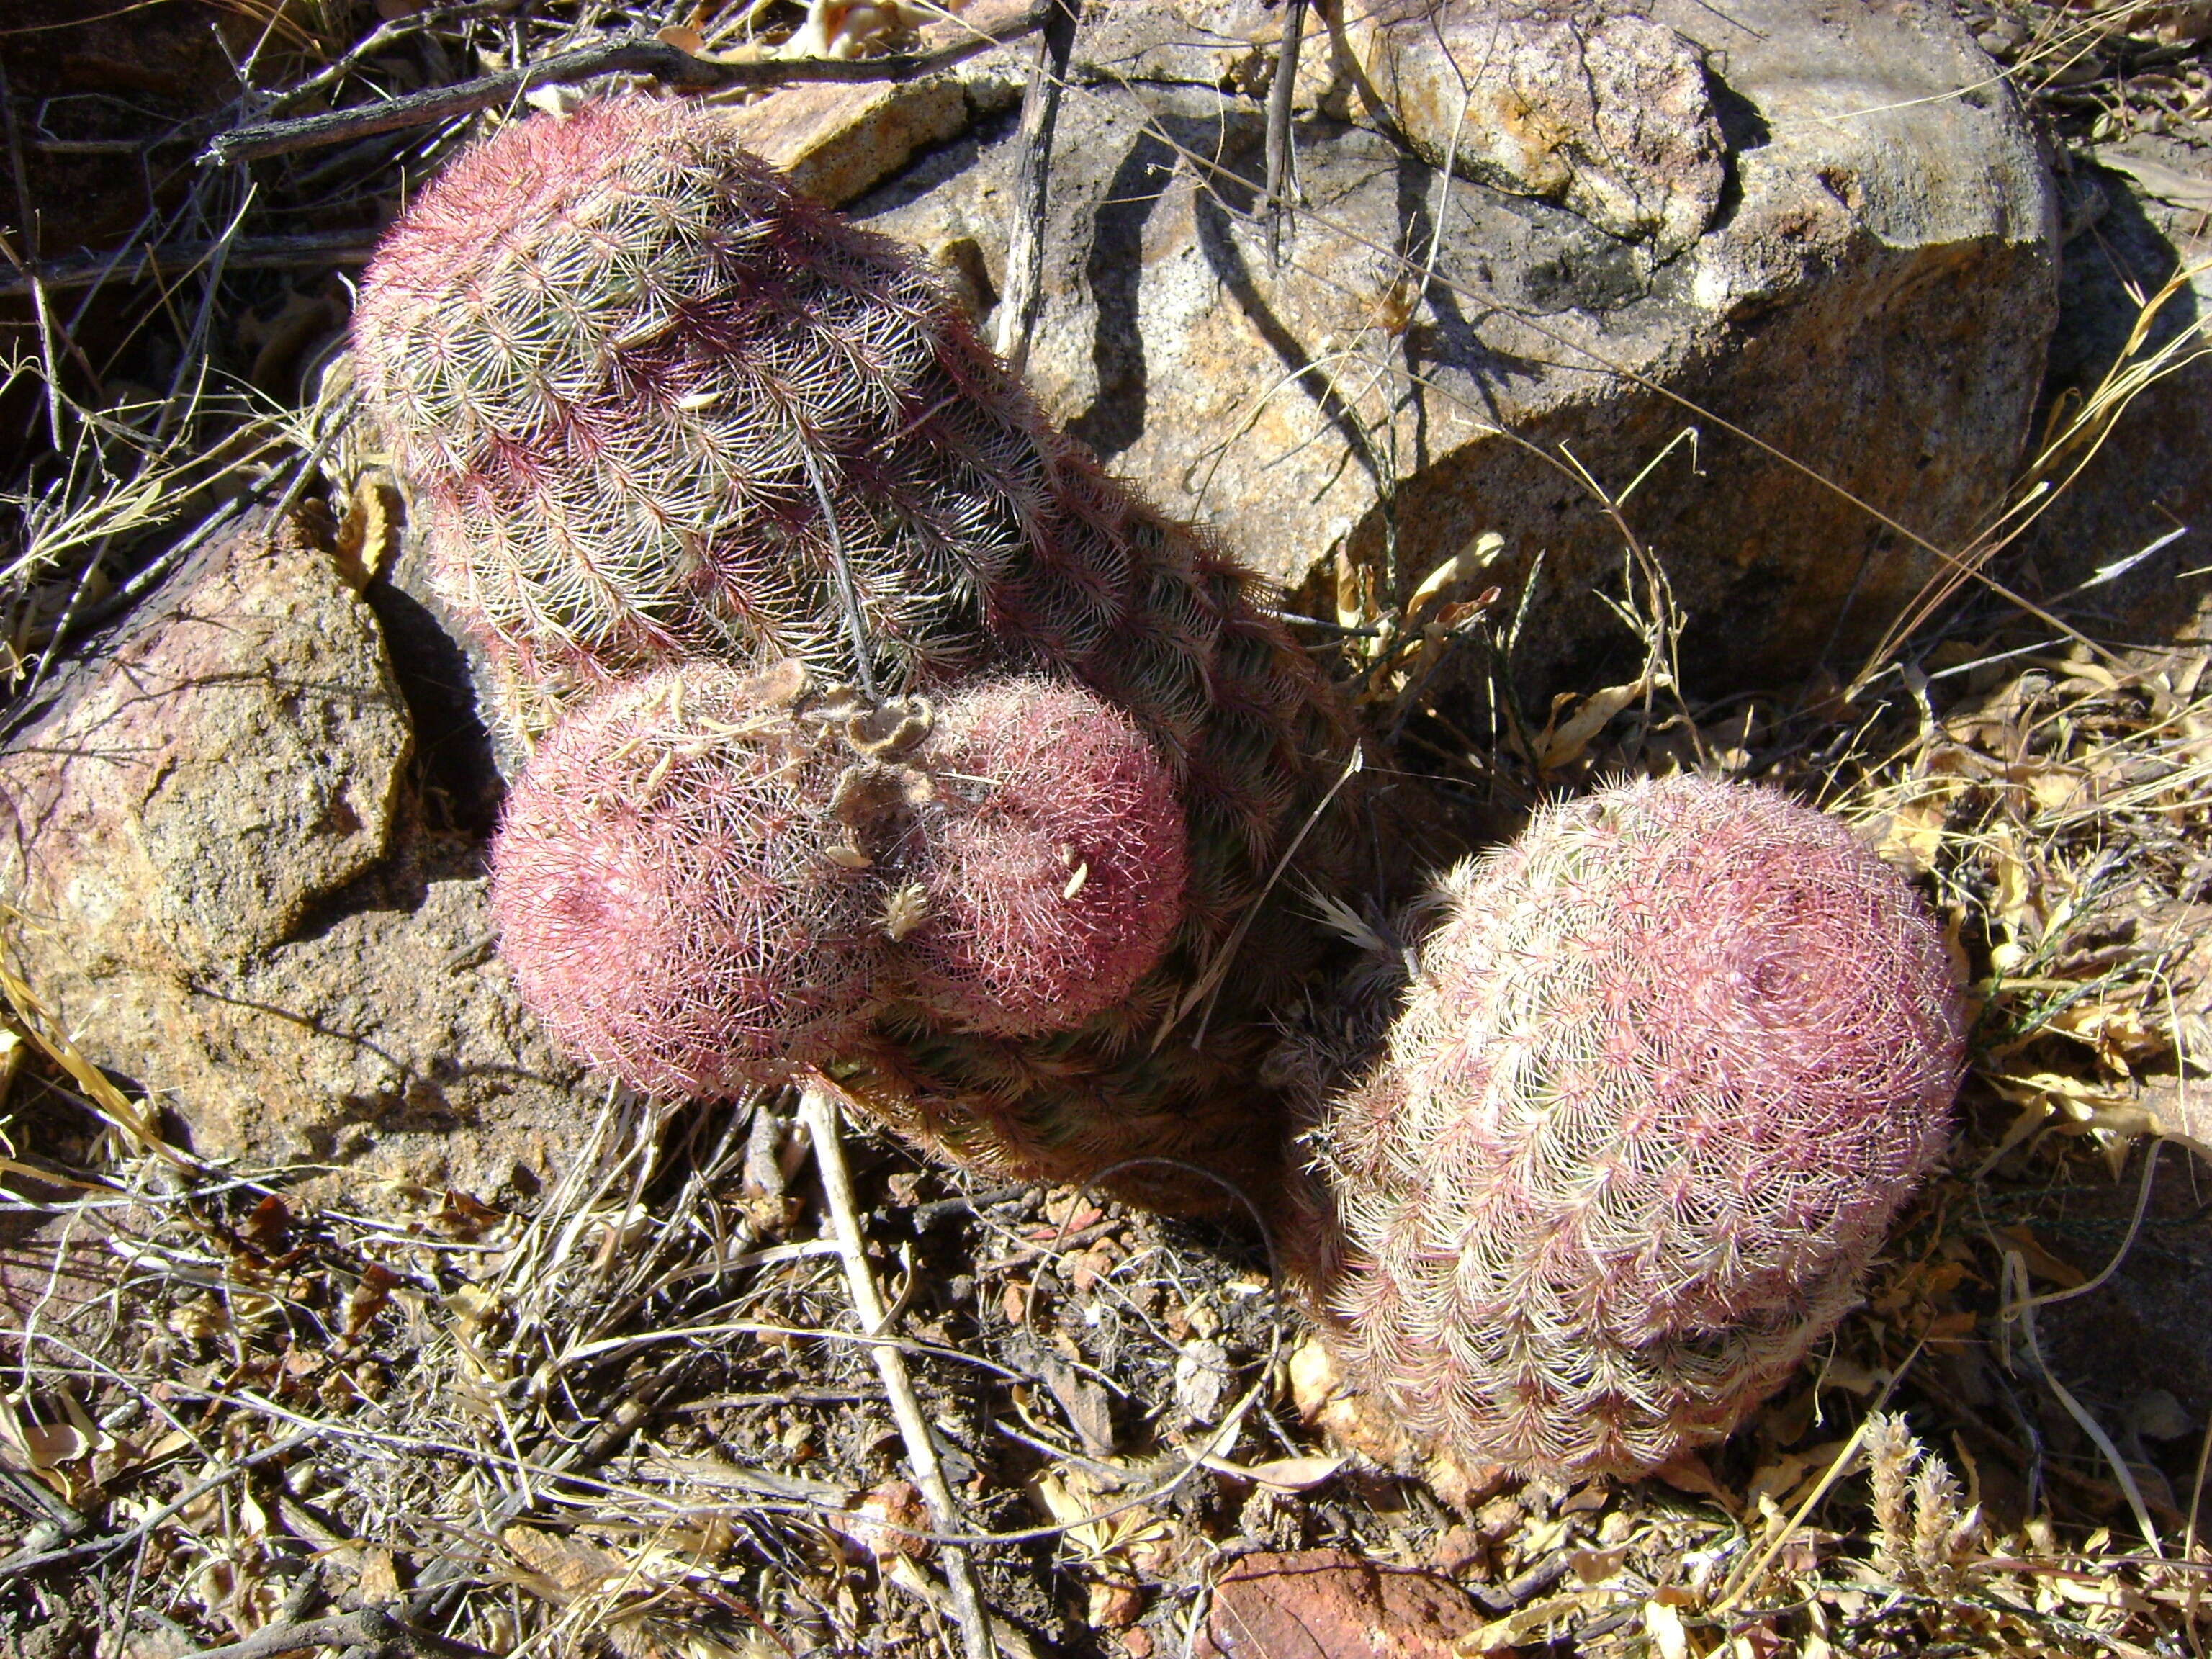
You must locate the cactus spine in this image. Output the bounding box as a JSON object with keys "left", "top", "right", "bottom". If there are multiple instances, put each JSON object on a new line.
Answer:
{"left": 1306, "top": 775, "right": 1964, "bottom": 1478}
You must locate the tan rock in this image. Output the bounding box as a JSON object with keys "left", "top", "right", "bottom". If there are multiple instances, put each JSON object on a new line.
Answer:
{"left": 721, "top": 76, "right": 973, "bottom": 207}
{"left": 0, "top": 512, "right": 593, "bottom": 1192}
{"left": 854, "top": 0, "right": 2059, "bottom": 697}
{"left": 1354, "top": 2, "right": 1726, "bottom": 256}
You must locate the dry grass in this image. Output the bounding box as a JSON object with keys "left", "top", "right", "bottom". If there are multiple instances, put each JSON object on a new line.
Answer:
{"left": 2, "top": 1, "right": 2211, "bottom": 1655}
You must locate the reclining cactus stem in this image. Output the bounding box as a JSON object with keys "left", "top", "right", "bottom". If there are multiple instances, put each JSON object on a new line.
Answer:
{"left": 1302, "top": 775, "right": 1966, "bottom": 1479}
{"left": 492, "top": 660, "right": 1194, "bottom": 1102}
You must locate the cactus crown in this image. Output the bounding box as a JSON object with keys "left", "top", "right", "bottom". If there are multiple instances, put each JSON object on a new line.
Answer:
{"left": 492, "top": 661, "right": 1192, "bottom": 1096}
{"left": 1311, "top": 775, "right": 1965, "bottom": 1477}
{"left": 897, "top": 678, "right": 1190, "bottom": 1038}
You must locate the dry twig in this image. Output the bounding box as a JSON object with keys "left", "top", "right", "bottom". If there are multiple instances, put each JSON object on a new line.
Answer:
{"left": 1263, "top": 0, "right": 1310, "bottom": 267}
{"left": 799, "top": 1077, "right": 995, "bottom": 1659}
{"left": 992, "top": 0, "right": 1079, "bottom": 376}
{"left": 203, "top": 6, "right": 1053, "bottom": 167}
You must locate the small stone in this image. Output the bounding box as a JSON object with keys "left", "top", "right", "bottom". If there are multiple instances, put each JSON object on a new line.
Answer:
{"left": 1174, "top": 1339, "right": 1233, "bottom": 1424}
{"left": 1089, "top": 1581, "right": 1146, "bottom": 1629}
{"left": 1195, "top": 1550, "right": 1483, "bottom": 1658}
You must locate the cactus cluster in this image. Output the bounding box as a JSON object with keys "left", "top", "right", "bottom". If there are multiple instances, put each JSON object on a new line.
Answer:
{"left": 354, "top": 94, "right": 1354, "bottom": 1200}
{"left": 490, "top": 660, "right": 1190, "bottom": 1094}
{"left": 1303, "top": 776, "right": 1964, "bottom": 1478}
{"left": 356, "top": 94, "right": 1969, "bottom": 1470}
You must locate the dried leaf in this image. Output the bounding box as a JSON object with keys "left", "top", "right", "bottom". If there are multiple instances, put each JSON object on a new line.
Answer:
{"left": 2092, "top": 149, "right": 2212, "bottom": 212}
{"left": 1199, "top": 1453, "right": 1347, "bottom": 1491}
{"left": 18, "top": 1421, "right": 89, "bottom": 1470}
{"left": 1035, "top": 1350, "right": 1115, "bottom": 1458}
{"left": 1534, "top": 669, "right": 1663, "bottom": 772}
{"left": 1879, "top": 796, "right": 1952, "bottom": 875}
{"left": 1566, "top": 1544, "right": 1630, "bottom": 1584}
{"left": 1644, "top": 1597, "right": 1690, "bottom": 1659}
{"left": 1997, "top": 1226, "right": 2089, "bottom": 1290}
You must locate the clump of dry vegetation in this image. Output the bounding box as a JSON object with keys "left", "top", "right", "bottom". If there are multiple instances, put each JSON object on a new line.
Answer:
{"left": 1, "top": 2, "right": 2210, "bottom": 1657}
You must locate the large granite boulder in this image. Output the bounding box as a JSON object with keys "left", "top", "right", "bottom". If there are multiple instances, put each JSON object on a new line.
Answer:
{"left": 0, "top": 513, "right": 593, "bottom": 1194}
{"left": 837, "top": 0, "right": 2059, "bottom": 696}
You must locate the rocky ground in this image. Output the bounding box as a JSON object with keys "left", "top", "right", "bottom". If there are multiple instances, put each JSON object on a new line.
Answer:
{"left": 0, "top": 1, "right": 2208, "bottom": 1655}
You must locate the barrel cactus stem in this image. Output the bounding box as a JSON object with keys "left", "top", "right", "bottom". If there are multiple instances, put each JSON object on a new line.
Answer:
{"left": 1307, "top": 775, "right": 1966, "bottom": 1478}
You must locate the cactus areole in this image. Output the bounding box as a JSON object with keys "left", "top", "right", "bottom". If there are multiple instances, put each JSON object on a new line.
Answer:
{"left": 1311, "top": 776, "right": 1966, "bottom": 1479}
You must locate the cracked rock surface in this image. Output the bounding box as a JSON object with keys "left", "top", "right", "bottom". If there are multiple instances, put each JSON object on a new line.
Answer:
{"left": 848, "top": 0, "right": 2058, "bottom": 698}
{"left": 0, "top": 512, "right": 593, "bottom": 1194}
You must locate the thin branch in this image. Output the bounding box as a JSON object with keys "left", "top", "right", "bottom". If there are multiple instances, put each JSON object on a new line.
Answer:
{"left": 203, "top": 9, "right": 1052, "bottom": 167}
{"left": 801, "top": 446, "right": 876, "bottom": 701}
{"left": 992, "top": 0, "right": 1078, "bottom": 376}
{"left": 179, "top": 1606, "right": 493, "bottom": 1659}
{"left": 0, "top": 232, "right": 379, "bottom": 301}
{"left": 1263, "top": 0, "right": 1309, "bottom": 268}
{"left": 798, "top": 1078, "right": 994, "bottom": 1659}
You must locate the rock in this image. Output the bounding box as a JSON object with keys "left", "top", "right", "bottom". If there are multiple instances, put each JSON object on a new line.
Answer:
{"left": 2011, "top": 138, "right": 2212, "bottom": 647}
{"left": 723, "top": 76, "right": 983, "bottom": 208}
{"left": 1196, "top": 1549, "right": 1484, "bottom": 1659}
{"left": 2021, "top": 1141, "right": 2212, "bottom": 1503}
{"left": 1354, "top": 3, "right": 1726, "bottom": 256}
{"left": 850, "top": 0, "right": 2057, "bottom": 696}
{"left": 4, "top": 511, "right": 408, "bottom": 974}
{"left": 0, "top": 511, "right": 593, "bottom": 1194}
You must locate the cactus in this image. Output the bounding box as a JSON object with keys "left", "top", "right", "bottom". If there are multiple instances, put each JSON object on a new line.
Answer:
{"left": 493, "top": 660, "right": 1195, "bottom": 1097}
{"left": 356, "top": 96, "right": 1357, "bottom": 1203}
{"left": 896, "top": 679, "right": 1189, "bottom": 1039}
{"left": 489, "top": 660, "right": 891, "bottom": 1097}
{"left": 1305, "top": 775, "right": 1964, "bottom": 1478}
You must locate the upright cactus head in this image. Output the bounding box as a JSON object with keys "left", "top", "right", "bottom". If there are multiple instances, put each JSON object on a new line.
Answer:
{"left": 491, "top": 662, "right": 1190, "bottom": 1095}
{"left": 896, "top": 679, "right": 1188, "bottom": 1038}
{"left": 489, "top": 660, "right": 891, "bottom": 1097}
{"left": 1308, "top": 775, "right": 1965, "bottom": 1478}
{"left": 350, "top": 94, "right": 1040, "bottom": 728}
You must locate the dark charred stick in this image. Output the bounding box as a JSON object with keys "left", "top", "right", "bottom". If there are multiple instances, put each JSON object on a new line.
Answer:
{"left": 179, "top": 1606, "right": 495, "bottom": 1659}
{"left": 203, "top": 7, "right": 1051, "bottom": 168}
{"left": 992, "top": 0, "right": 1079, "bottom": 377}
{"left": 0, "top": 232, "right": 380, "bottom": 301}
{"left": 1264, "top": 0, "right": 1310, "bottom": 268}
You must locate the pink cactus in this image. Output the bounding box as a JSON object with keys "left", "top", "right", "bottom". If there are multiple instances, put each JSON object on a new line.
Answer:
{"left": 1310, "top": 775, "right": 1965, "bottom": 1478}
{"left": 489, "top": 661, "right": 889, "bottom": 1097}
{"left": 490, "top": 662, "right": 1190, "bottom": 1097}
{"left": 356, "top": 95, "right": 1358, "bottom": 1202}
{"left": 898, "top": 680, "right": 1188, "bottom": 1037}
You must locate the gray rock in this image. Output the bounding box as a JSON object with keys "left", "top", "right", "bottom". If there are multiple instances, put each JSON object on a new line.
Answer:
{"left": 2010, "top": 138, "right": 2212, "bottom": 647}
{"left": 0, "top": 512, "right": 594, "bottom": 1194}
{"left": 851, "top": 0, "right": 2059, "bottom": 696}
{"left": 1354, "top": 3, "right": 1726, "bottom": 256}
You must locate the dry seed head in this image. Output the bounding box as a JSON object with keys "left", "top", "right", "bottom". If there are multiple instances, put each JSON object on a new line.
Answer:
{"left": 1313, "top": 775, "right": 1965, "bottom": 1478}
